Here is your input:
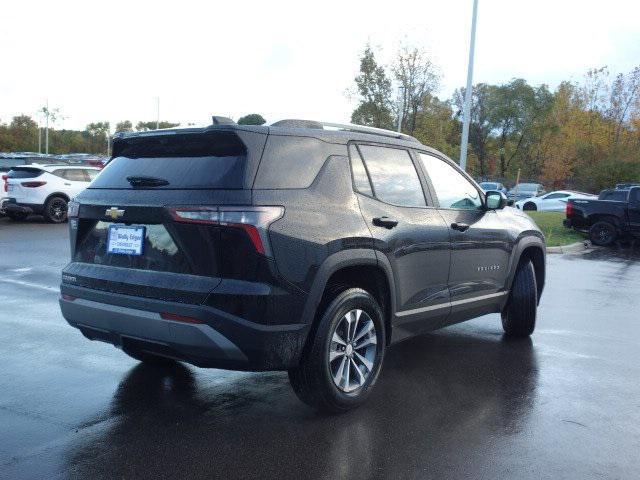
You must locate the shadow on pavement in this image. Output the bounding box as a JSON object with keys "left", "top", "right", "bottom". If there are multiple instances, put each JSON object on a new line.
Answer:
{"left": 65, "top": 326, "right": 539, "bottom": 480}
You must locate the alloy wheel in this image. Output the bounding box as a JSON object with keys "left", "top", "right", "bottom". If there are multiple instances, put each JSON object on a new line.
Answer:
{"left": 329, "top": 309, "right": 378, "bottom": 393}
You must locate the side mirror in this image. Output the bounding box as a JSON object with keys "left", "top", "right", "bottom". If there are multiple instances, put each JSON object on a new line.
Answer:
{"left": 485, "top": 190, "right": 508, "bottom": 210}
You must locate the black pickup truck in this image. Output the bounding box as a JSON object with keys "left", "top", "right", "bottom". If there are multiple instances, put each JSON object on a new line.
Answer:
{"left": 564, "top": 186, "right": 640, "bottom": 246}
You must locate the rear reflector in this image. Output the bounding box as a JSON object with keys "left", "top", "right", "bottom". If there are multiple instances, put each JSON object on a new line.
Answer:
{"left": 160, "top": 312, "right": 203, "bottom": 324}
{"left": 21, "top": 181, "right": 47, "bottom": 188}
{"left": 168, "top": 206, "right": 284, "bottom": 257}
{"left": 61, "top": 294, "right": 76, "bottom": 301}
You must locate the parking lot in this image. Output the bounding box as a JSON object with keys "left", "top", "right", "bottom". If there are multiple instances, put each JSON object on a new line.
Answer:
{"left": 1, "top": 217, "right": 639, "bottom": 480}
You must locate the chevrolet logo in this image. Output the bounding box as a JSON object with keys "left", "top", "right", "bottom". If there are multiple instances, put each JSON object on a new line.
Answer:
{"left": 105, "top": 207, "right": 125, "bottom": 220}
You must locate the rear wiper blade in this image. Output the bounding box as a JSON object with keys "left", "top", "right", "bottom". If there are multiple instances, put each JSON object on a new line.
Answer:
{"left": 126, "top": 175, "right": 169, "bottom": 187}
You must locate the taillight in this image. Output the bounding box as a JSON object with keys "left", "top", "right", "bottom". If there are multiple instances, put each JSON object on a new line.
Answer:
{"left": 21, "top": 181, "right": 47, "bottom": 188}
{"left": 169, "top": 206, "right": 284, "bottom": 256}
{"left": 2, "top": 175, "right": 6, "bottom": 193}
{"left": 566, "top": 202, "right": 573, "bottom": 216}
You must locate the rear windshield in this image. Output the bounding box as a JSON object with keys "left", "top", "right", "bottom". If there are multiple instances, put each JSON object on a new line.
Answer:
{"left": 7, "top": 167, "right": 43, "bottom": 179}
{"left": 91, "top": 132, "right": 247, "bottom": 189}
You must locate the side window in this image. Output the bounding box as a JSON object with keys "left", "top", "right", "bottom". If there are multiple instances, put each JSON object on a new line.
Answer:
{"left": 85, "top": 169, "right": 99, "bottom": 181}
{"left": 64, "top": 169, "right": 87, "bottom": 182}
{"left": 418, "top": 153, "right": 482, "bottom": 210}
{"left": 358, "top": 145, "right": 425, "bottom": 207}
{"left": 348, "top": 145, "right": 373, "bottom": 196}
{"left": 544, "top": 193, "right": 568, "bottom": 200}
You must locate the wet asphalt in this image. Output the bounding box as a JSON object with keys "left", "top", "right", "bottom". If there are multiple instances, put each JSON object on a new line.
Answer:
{"left": 0, "top": 217, "right": 639, "bottom": 480}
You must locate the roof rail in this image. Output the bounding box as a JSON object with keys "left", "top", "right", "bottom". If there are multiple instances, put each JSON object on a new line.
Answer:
{"left": 271, "top": 119, "right": 419, "bottom": 143}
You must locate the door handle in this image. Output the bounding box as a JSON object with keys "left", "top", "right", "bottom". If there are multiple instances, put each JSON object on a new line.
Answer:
{"left": 373, "top": 216, "right": 399, "bottom": 229}
{"left": 64, "top": 183, "right": 71, "bottom": 186}
{"left": 451, "top": 222, "right": 470, "bottom": 232}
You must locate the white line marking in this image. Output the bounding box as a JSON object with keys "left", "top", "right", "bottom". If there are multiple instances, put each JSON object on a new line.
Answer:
{"left": 0, "top": 278, "right": 59, "bottom": 293}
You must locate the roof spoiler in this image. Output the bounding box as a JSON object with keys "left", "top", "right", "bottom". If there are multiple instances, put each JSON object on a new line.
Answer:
{"left": 211, "top": 116, "right": 236, "bottom": 126}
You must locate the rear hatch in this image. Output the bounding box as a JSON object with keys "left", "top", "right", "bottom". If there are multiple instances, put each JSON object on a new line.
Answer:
{"left": 65, "top": 128, "right": 273, "bottom": 304}
{"left": 6, "top": 166, "right": 45, "bottom": 202}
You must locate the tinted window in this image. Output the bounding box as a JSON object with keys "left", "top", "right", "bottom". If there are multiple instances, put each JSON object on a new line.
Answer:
{"left": 62, "top": 169, "right": 88, "bottom": 182}
{"left": 543, "top": 193, "right": 569, "bottom": 200}
{"left": 419, "top": 153, "right": 482, "bottom": 210}
{"left": 85, "top": 169, "right": 100, "bottom": 181}
{"left": 348, "top": 145, "right": 373, "bottom": 196}
{"left": 7, "top": 167, "right": 43, "bottom": 179}
{"left": 92, "top": 132, "right": 247, "bottom": 189}
{"left": 358, "top": 145, "right": 425, "bottom": 207}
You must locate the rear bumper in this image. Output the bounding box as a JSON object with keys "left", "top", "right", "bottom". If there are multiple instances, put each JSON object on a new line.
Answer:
{"left": 2, "top": 199, "right": 41, "bottom": 215}
{"left": 59, "top": 283, "right": 309, "bottom": 371}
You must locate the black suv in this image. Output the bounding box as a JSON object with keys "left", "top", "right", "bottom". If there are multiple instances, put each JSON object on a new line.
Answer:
{"left": 59, "top": 119, "right": 545, "bottom": 411}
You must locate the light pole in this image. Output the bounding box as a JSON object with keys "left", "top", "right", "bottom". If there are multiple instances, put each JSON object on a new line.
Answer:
{"left": 155, "top": 96, "right": 160, "bottom": 130}
{"left": 396, "top": 85, "right": 405, "bottom": 133}
{"left": 459, "top": 0, "right": 479, "bottom": 171}
{"left": 45, "top": 99, "right": 49, "bottom": 155}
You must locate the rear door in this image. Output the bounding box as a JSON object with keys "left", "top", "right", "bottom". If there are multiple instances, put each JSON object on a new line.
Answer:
{"left": 416, "top": 151, "right": 511, "bottom": 325}
{"left": 350, "top": 143, "right": 451, "bottom": 341}
{"left": 55, "top": 168, "right": 90, "bottom": 197}
{"left": 539, "top": 192, "right": 570, "bottom": 211}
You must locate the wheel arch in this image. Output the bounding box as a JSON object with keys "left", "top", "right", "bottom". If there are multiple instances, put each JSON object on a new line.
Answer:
{"left": 301, "top": 249, "right": 395, "bottom": 348}
{"left": 44, "top": 192, "right": 70, "bottom": 205}
{"left": 505, "top": 236, "right": 546, "bottom": 304}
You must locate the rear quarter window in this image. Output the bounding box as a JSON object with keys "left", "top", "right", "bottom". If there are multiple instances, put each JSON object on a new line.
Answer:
{"left": 253, "top": 135, "right": 347, "bottom": 189}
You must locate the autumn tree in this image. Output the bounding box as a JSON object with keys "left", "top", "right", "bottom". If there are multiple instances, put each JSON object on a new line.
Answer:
{"left": 350, "top": 45, "right": 395, "bottom": 129}
{"left": 393, "top": 46, "right": 441, "bottom": 135}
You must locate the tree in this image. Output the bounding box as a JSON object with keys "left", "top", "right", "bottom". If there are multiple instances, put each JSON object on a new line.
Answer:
{"left": 453, "top": 83, "right": 495, "bottom": 177}
{"left": 237, "top": 114, "right": 266, "bottom": 125}
{"left": 115, "top": 120, "right": 133, "bottom": 133}
{"left": 393, "top": 46, "right": 441, "bottom": 135}
{"left": 135, "top": 121, "right": 180, "bottom": 131}
{"left": 350, "top": 45, "right": 395, "bottom": 129}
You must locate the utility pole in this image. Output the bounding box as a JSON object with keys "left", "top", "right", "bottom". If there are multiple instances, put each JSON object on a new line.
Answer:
{"left": 459, "top": 0, "right": 479, "bottom": 171}
{"left": 396, "top": 86, "right": 405, "bottom": 133}
{"left": 45, "top": 99, "right": 50, "bottom": 155}
{"left": 155, "top": 96, "right": 160, "bottom": 130}
{"left": 37, "top": 120, "right": 42, "bottom": 154}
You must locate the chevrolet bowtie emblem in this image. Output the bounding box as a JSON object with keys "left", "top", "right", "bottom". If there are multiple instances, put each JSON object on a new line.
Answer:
{"left": 105, "top": 207, "right": 125, "bottom": 219}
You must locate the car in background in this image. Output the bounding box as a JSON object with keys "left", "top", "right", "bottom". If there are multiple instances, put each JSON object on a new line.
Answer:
{"left": 515, "top": 190, "right": 597, "bottom": 211}
{"left": 478, "top": 181, "right": 507, "bottom": 194}
{"left": 615, "top": 183, "right": 640, "bottom": 190}
{"left": 564, "top": 186, "right": 640, "bottom": 246}
{"left": 2, "top": 164, "right": 100, "bottom": 223}
{"left": 507, "top": 183, "right": 545, "bottom": 201}
{"left": 54, "top": 153, "right": 108, "bottom": 169}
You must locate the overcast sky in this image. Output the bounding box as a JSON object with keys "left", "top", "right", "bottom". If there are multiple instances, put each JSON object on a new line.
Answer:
{"left": 2, "top": 0, "right": 639, "bottom": 130}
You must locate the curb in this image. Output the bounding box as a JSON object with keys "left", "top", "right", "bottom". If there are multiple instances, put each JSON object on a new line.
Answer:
{"left": 546, "top": 240, "right": 591, "bottom": 254}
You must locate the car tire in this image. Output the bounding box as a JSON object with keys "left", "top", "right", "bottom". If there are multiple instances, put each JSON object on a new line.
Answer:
{"left": 44, "top": 196, "right": 68, "bottom": 223}
{"left": 123, "top": 347, "right": 177, "bottom": 365}
{"left": 288, "top": 288, "right": 386, "bottom": 412}
{"left": 7, "top": 211, "right": 28, "bottom": 221}
{"left": 523, "top": 202, "right": 537, "bottom": 211}
{"left": 589, "top": 221, "right": 616, "bottom": 247}
{"left": 501, "top": 260, "right": 537, "bottom": 337}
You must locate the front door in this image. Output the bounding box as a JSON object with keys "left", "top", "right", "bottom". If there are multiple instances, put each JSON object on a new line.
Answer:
{"left": 349, "top": 144, "right": 451, "bottom": 342}
{"left": 416, "top": 151, "right": 511, "bottom": 326}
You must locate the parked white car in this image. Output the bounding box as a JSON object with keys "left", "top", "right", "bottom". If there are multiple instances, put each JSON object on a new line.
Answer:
{"left": 514, "top": 190, "right": 597, "bottom": 212}
{"left": 2, "top": 164, "right": 100, "bottom": 222}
